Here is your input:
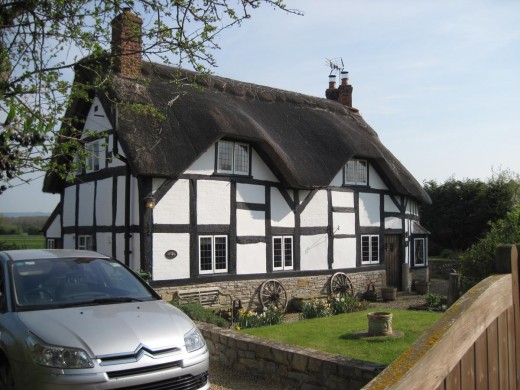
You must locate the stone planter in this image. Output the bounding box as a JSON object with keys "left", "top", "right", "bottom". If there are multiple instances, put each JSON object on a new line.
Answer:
{"left": 367, "top": 312, "right": 393, "bottom": 336}
{"left": 381, "top": 287, "right": 397, "bottom": 302}
{"left": 415, "top": 280, "right": 430, "bottom": 295}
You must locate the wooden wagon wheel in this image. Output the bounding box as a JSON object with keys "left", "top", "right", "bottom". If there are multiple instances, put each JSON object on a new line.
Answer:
{"left": 259, "top": 279, "right": 288, "bottom": 310}
{"left": 329, "top": 272, "right": 354, "bottom": 297}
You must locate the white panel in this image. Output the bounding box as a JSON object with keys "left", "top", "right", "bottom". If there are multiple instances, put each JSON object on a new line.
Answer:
{"left": 115, "top": 176, "right": 126, "bottom": 226}
{"left": 83, "top": 96, "right": 113, "bottom": 134}
{"left": 236, "top": 243, "right": 266, "bottom": 274}
{"left": 331, "top": 191, "right": 354, "bottom": 208}
{"left": 251, "top": 149, "right": 278, "bottom": 182}
{"left": 46, "top": 215, "right": 61, "bottom": 237}
{"left": 271, "top": 188, "right": 295, "bottom": 228}
{"left": 63, "top": 186, "right": 76, "bottom": 227}
{"left": 154, "top": 179, "right": 190, "bottom": 225}
{"left": 197, "top": 180, "right": 230, "bottom": 225}
{"left": 131, "top": 177, "right": 140, "bottom": 225}
{"left": 237, "top": 209, "right": 265, "bottom": 236}
{"left": 236, "top": 183, "right": 265, "bottom": 204}
{"left": 96, "top": 233, "right": 112, "bottom": 257}
{"left": 330, "top": 170, "right": 343, "bottom": 187}
{"left": 384, "top": 195, "right": 400, "bottom": 213}
{"left": 153, "top": 233, "right": 190, "bottom": 280}
{"left": 300, "top": 190, "right": 328, "bottom": 227}
{"left": 369, "top": 165, "right": 388, "bottom": 190}
{"left": 107, "top": 135, "right": 125, "bottom": 169}
{"left": 333, "top": 238, "right": 357, "bottom": 269}
{"left": 184, "top": 147, "right": 215, "bottom": 175}
{"left": 78, "top": 182, "right": 95, "bottom": 226}
{"left": 359, "top": 192, "right": 380, "bottom": 227}
{"left": 385, "top": 217, "right": 402, "bottom": 230}
{"left": 299, "top": 190, "right": 310, "bottom": 205}
{"left": 130, "top": 233, "right": 141, "bottom": 272}
{"left": 300, "top": 234, "right": 329, "bottom": 270}
{"left": 332, "top": 212, "right": 355, "bottom": 234}
{"left": 96, "top": 178, "right": 112, "bottom": 226}
{"left": 115, "top": 233, "right": 125, "bottom": 263}
{"left": 63, "top": 234, "right": 75, "bottom": 249}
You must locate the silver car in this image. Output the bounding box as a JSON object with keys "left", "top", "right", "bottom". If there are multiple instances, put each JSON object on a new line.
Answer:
{"left": 0, "top": 249, "right": 209, "bottom": 389}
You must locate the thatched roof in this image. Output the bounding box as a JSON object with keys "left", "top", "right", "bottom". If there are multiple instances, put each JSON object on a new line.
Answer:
{"left": 44, "top": 62, "right": 430, "bottom": 204}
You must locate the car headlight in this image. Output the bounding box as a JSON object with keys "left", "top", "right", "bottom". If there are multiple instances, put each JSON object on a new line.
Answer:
{"left": 27, "top": 334, "right": 94, "bottom": 369}
{"left": 184, "top": 327, "right": 205, "bottom": 353}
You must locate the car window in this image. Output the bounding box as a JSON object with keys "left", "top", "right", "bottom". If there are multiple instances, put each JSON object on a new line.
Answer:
{"left": 10, "top": 257, "right": 157, "bottom": 310}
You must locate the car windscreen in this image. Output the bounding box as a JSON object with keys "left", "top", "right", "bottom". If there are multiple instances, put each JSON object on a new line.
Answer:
{"left": 10, "top": 257, "right": 158, "bottom": 311}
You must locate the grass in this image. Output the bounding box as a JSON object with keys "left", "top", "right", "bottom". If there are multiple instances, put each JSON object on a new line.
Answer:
{"left": 0, "top": 235, "right": 45, "bottom": 249}
{"left": 240, "top": 309, "right": 441, "bottom": 365}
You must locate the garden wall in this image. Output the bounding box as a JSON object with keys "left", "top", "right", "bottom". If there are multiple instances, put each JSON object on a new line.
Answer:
{"left": 156, "top": 270, "right": 385, "bottom": 310}
{"left": 198, "top": 322, "right": 386, "bottom": 390}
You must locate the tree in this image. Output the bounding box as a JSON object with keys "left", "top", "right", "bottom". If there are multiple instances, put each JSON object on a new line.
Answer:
{"left": 420, "top": 171, "right": 519, "bottom": 254}
{"left": 0, "top": 0, "right": 301, "bottom": 194}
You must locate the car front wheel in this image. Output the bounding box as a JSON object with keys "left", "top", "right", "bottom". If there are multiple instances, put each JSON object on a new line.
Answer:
{"left": 0, "top": 361, "right": 16, "bottom": 389}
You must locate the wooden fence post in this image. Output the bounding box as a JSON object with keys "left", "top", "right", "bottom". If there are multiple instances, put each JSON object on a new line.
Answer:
{"left": 447, "top": 273, "right": 460, "bottom": 306}
{"left": 511, "top": 244, "right": 520, "bottom": 389}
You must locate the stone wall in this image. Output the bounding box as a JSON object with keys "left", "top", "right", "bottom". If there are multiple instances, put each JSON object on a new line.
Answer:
{"left": 198, "top": 322, "right": 386, "bottom": 390}
{"left": 156, "top": 270, "right": 386, "bottom": 310}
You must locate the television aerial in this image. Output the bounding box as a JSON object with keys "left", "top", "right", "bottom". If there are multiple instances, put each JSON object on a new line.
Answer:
{"left": 326, "top": 57, "right": 345, "bottom": 77}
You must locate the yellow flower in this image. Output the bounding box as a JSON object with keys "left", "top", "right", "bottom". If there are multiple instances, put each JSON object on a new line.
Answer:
{"left": 235, "top": 325, "right": 241, "bottom": 331}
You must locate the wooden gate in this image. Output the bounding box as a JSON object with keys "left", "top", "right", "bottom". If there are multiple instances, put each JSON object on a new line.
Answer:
{"left": 384, "top": 235, "right": 402, "bottom": 289}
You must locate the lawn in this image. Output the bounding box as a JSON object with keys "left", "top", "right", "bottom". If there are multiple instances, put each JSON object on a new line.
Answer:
{"left": 240, "top": 309, "right": 441, "bottom": 365}
{"left": 0, "top": 235, "right": 45, "bottom": 250}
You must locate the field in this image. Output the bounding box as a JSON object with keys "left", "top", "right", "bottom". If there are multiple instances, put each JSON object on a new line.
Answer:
{"left": 0, "top": 235, "right": 45, "bottom": 250}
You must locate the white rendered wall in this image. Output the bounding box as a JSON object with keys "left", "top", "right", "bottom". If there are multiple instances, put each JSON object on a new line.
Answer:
{"left": 369, "top": 165, "right": 388, "bottom": 190}
{"left": 197, "top": 180, "right": 230, "bottom": 225}
{"left": 96, "top": 233, "right": 112, "bottom": 257}
{"left": 63, "top": 234, "right": 74, "bottom": 249}
{"left": 83, "top": 97, "right": 112, "bottom": 134}
{"left": 154, "top": 179, "right": 190, "bottom": 225}
{"left": 63, "top": 186, "right": 76, "bottom": 227}
{"left": 236, "top": 183, "right": 265, "bottom": 204}
{"left": 95, "top": 178, "right": 112, "bottom": 226}
{"left": 130, "top": 233, "right": 141, "bottom": 271}
{"left": 237, "top": 209, "right": 265, "bottom": 236}
{"left": 329, "top": 170, "right": 343, "bottom": 187}
{"left": 333, "top": 238, "right": 357, "bottom": 269}
{"left": 384, "top": 195, "right": 400, "bottom": 213}
{"left": 115, "top": 176, "right": 126, "bottom": 226}
{"left": 46, "top": 215, "right": 61, "bottom": 237}
{"left": 78, "top": 183, "right": 95, "bottom": 226}
{"left": 115, "top": 233, "right": 125, "bottom": 263}
{"left": 300, "top": 190, "right": 328, "bottom": 227}
{"left": 107, "top": 135, "right": 125, "bottom": 169}
{"left": 130, "top": 177, "right": 140, "bottom": 225}
{"left": 153, "top": 233, "right": 190, "bottom": 280}
{"left": 271, "top": 188, "right": 295, "bottom": 228}
{"left": 333, "top": 212, "right": 355, "bottom": 235}
{"left": 300, "top": 234, "right": 328, "bottom": 270}
{"left": 359, "top": 193, "right": 380, "bottom": 227}
{"left": 251, "top": 149, "right": 278, "bottom": 182}
{"left": 331, "top": 190, "right": 354, "bottom": 208}
{"left": 236, "top": 243, "right": 267, "bottom": 274}
{"left": 184, "top": 147, "right": 214, "bottom": 175}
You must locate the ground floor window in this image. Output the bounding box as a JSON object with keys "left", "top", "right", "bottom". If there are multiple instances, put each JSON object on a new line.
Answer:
{"left": 77, "top": 235, "right": 93, "bottom": 250}
{"left": 414, "top": 238, "right": 426, "bottom": 266}
{"left": 273, "top": 236, "right": 293, "bottom": 271}
{"left": 199, "top": 235, "right": 228, "bottom": 274}
{"left": 361, "top": 235, "right": 379, "bottom": 264}
{"left": 47, "top": 239, "right": 56, "bottom": 249}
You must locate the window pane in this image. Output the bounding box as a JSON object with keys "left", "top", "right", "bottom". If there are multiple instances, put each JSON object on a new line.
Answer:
{"left": 92, "top": 142, "right": 100, "bottom": 171}
{"left": 371, "top": 236, "right": 379, "bottom": 262}
{"left": 214, "top": 237, "right": 227, "bottom": 270}
{"left": 357, "top": 160, "right": 367, "bottom": 184}
{"left": 234, "top": 143, "right": 249, "bottom": 175}
{"left": 415, "top": 239, "right": 424, "bottom": 264}
{"left": 199, "top": 237, "right": 213, "bottom": 271}
{"left": 284, "top": 237, "right": 293, "bottom": 268}
{"left": 273, "top": 237, "right": 282, "bottom": 269}
{"left": 217, "top": 141, "right": 233, "bottom": 172}
{"left": 361, "top": 236, "right": 370, "bottom": 262}
{"left": 345, "top": 160, "right": 356, "bottom": 183}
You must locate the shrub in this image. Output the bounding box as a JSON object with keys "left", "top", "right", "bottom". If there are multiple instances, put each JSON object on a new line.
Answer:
{"left": 300, "top": 298, "right": 331, "bottom": 320}
{"left": 329, "top": 294, "right": 369, "bottom": 315}
{"left": 235, "top": 307, "right": 284, "bottom": 329}
{"left": 172, "top": 302, "right": 229, "bottom": 328}
{"left": 425, "top": 293, "right": 441, "bottom": 309}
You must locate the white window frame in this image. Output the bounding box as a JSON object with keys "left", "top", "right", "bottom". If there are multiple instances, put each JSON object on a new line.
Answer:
{"left": 77, "top": 235, "right": 93, "bottom": 250}
{"left": 216, "top": 140, "right": 250, "bottom": 175}
{"left": 199, "top": 235, "right": 228, "bottom": 274}
{"left": 47, "top": 239, "right": 56, "bottom": 249}
{"left": 414, "top": 238, "right": 426, "bottom": 266}
{"left": 361, "top": 235, "right": 379, "bottom": 264}
{"left": 86, "top": 140, "right": 103, "bottom": 173}
{"left": 344, "top": 159, "right": 368, "bottom": 185}
{"left": 272, "top": 236, "right": 293, "bottom": 271}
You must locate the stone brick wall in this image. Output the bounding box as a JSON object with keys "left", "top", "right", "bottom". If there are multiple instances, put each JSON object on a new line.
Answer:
{"left": 198, "top": 322, "right": 385, "bottom": 390}
{"left": 156, "top": 270, "right": 385, "bottom": 310}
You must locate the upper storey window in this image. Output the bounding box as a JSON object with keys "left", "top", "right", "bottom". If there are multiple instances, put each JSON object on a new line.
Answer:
{"left": 217, "top": 141, "right": 250, "bottom": 175}
{"left": 344, "top": 159, "right": 368, "bottom": 185}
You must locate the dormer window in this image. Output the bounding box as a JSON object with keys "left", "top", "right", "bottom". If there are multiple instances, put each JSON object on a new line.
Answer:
{"left": 344, "top": 159, "right": 368, "bottom": 185}
{"left": 86, "top": 140, "right": 104, "bottom": 173}
{"left": 216, "top": 141, "right": 250, "bottom": 175}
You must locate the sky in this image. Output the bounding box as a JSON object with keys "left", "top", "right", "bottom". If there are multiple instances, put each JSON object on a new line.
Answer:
{"left": 1, "top": 0, "right": 519, "bottom": 214}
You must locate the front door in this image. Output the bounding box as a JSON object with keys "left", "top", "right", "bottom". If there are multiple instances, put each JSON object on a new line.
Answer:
{"left": 384, "top": 235, "right": 402, "bottom": 290}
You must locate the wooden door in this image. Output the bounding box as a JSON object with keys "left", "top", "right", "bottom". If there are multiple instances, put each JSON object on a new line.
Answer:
{"left": 384, "top": 235, "right": 402, "bottom": 290}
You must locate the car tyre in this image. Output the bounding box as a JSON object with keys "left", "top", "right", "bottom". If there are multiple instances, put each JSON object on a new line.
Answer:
{"left": 0, "top": 361, "right": 16, "bottom": 389}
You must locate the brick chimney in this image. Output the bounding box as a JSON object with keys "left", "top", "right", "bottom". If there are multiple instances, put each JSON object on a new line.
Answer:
{"left": 326, "top": 71, "right": 353, "bottom": 108}
{"left": 111, "top": 8, "right": 143, "bottom": 78}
